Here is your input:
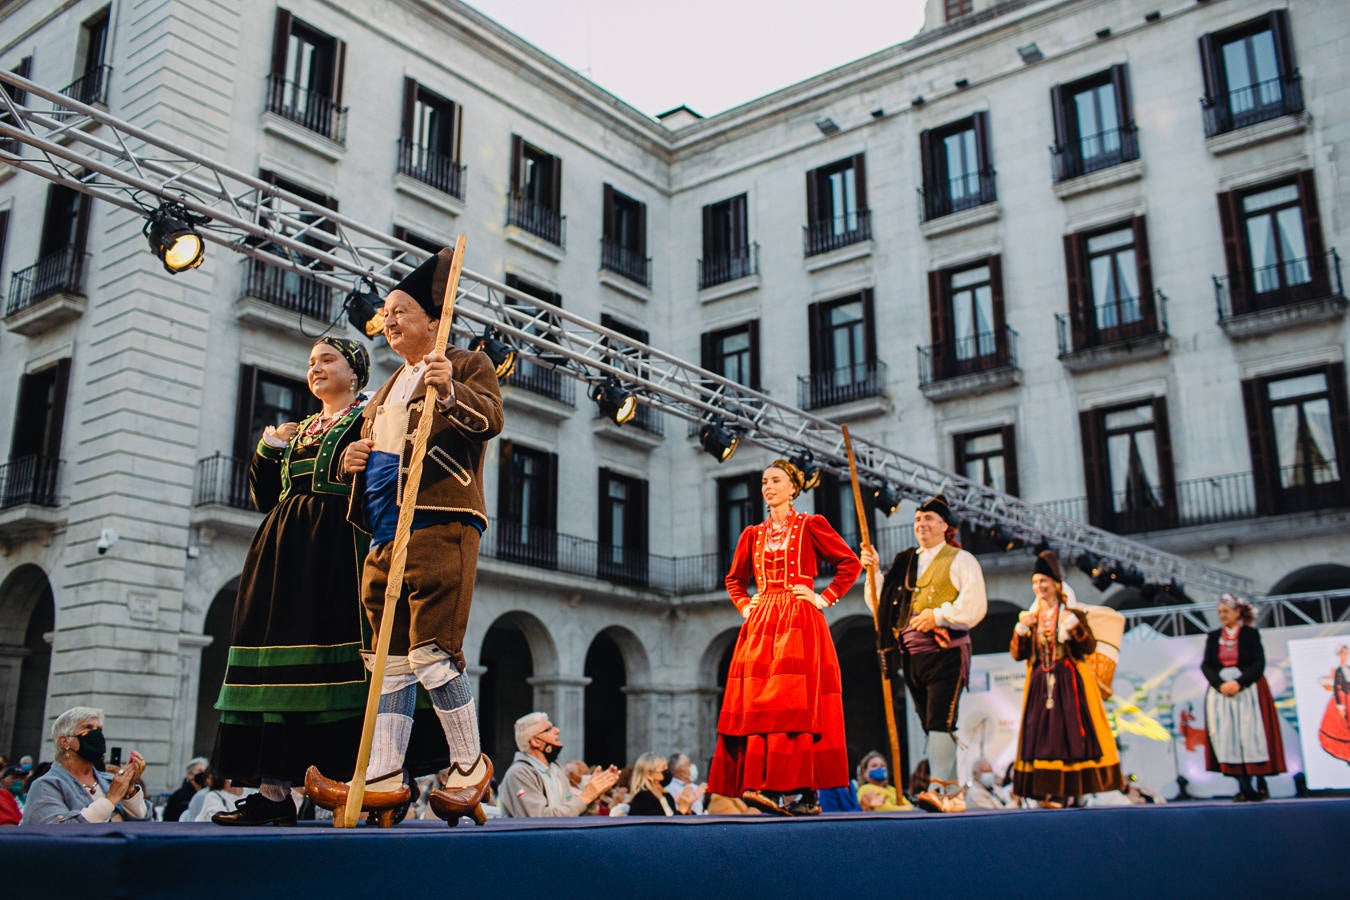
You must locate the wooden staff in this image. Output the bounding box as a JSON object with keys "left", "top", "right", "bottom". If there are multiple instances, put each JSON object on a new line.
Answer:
{"left": 841, "top": 424, "right": 905, "bottom": 791}
{"left": 338, "top": 235, "right": 467, "bottom": 827}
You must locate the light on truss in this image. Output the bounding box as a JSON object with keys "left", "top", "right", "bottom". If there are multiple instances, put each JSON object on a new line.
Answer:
{"left": 591, "top": 378, "right": 637, "bottom": 424}
{"left": 344, "top": 277, "right": 384, "bottom": 337}
{"left": 471, "top": 327, "right": 518, "bottom": 379}
{"left": 790, "top": 452, "right": 822, "bottom": 491}
{"left": 873, "top": 483, "right": 903, "bottom": 517}
{"left": 698, "top": 418, "right": 739, "bottom": 462}
{"left": 143, "top": 202, "right": 207, "bottom": 274}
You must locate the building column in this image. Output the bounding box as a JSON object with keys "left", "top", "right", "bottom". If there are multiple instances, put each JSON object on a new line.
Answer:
{"left": 168, "top": 633, "right": 213, "bottom": 781}
{"left": 0, "top": 645, "right": 31, "bottom": 756}
{"left": 526, "top": 675, "right": 589, "bottom": 753}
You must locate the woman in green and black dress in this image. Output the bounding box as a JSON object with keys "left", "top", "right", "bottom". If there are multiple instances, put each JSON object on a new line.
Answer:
{"left": 210, "top": 337, "right": 372, "bottom": 826}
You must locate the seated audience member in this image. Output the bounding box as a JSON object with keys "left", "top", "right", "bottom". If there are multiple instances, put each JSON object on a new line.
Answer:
{"left": 499, "top": 712, "right": 619, "bottom": 817}
{"left": 627, "top": 753, "right": 699, "bottom": 816}
{"left": 965, "top": 758, "right": 1009, "bottom": 810}
{"left": 22, "top": 707, "right": 152, "bottom": 825}
{"left": 855, "top": 751, "right": 908, "bottom": 811}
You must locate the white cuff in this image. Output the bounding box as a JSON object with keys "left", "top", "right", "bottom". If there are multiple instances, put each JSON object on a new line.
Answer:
{"left": 122, "top": 790, "right": 148, "bottom": 819}
{"left": 82, "top": 797, "right": 116, "bottom": 823}
{"left": 261, "top": 431, "right": 288, "bottom": 448}
{"left": 1015, "top": 623, "right": 1031, "bottom": 636}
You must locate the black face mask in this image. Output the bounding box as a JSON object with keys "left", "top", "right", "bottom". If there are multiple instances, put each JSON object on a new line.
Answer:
{"left": 541, "top": 740, "right": 562, "bottom": 765}
{"left": 660, "top": 770, "right": 674, "bottom": 788}
{"left": 73, "top": 727, "right": 107, "bottom": 769}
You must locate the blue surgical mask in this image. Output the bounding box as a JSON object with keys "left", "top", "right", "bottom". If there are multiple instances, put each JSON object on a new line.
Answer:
{"left": 979, "top": 771, "right": 996, "bottom": 789}
{"left": 867, "top": 766, "right": 888, "bottom": 783}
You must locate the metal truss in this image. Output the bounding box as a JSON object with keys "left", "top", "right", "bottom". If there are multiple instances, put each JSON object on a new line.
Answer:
{"left": 1120, "top": 590, "right": 1350, "bottom": 639}
{"left": 0, "top": 69, "right": 1254, "bottom": 595}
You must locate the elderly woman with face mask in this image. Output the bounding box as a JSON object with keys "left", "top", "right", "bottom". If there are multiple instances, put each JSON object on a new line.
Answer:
{"left": 707, "top": 459, "right": 861, "bottom": 817}
{"left": 21, "top": 707, "right": 151, "bottom": 824}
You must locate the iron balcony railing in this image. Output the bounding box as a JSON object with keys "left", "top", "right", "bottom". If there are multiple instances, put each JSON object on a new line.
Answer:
{"left": 1202, "top": 71, "right": 1304, "bottom": 138}
{"left": 0, "top": 454, "right": 62, "bottom": 509}
{"left": 59, "top": 64, "right": 111, "bottom": 107}
{"left": 1039, "top": 470, "right": 1261, "bottom": 534}
{"left": 698, "top": 242, "right": 759, "bottom": 289}
{"left": 506, "top": 192, "right": 565, "bottom": 247}
{"left": 917, "top": 325, "right": 1018, "bottom": 387}
{"left": 265, "top": 74, "right": 348, "bottom": 144}
{"left": 193, "top": 454, "right": 253, "bottom": 510}
{"left": 797, "top": 360, "right": 887, "bottom": 410}
{"left": 6, "top": 246, "right": 89, "bottom": 317}
{"left": 1055, "top": 290, "right": 1169, "bottom": 355}
{"left": 600, "top": 239, "right": 652, "bottom": 287}
{"left": 509, "top": 360, "right": 576, "bottom": 405}
{"left": 921, "top": 170, "right": 996, "bottom": 222}
{"left": 396, "top": 137, "right": 466, "bottom": 199}
{"left": 803, "top": 209, "right": 872, "bottom": 257}
{"left": 1051, "top": 124, "right": 1140, "bottom": 182}
{"left": 240, "top": 257, "right": 334, "bottom": 320}
{"left": 1214, "top": 249, "right": 1342, "bottom": 321}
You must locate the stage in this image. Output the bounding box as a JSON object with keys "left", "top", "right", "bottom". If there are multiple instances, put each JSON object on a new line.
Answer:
{"left": 4, "top": 798, "right": 1346, "bottom": 898}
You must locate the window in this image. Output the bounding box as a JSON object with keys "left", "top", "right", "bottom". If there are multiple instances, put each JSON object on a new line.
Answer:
{"left": 600, "top": 314, "right": 659, "bottom": 433}
{"left": 1051, "top": 65, "right": 1137, "bottom": 181}
{"left": 67, "top": 8, "right": 110, "bottom": 106}
{"left": 4, "top": 359, "right": 70, "bottom": 508}
{"left": 601, "top": 185, "right": 649, "bottom": 286}
{"left": 717, "top": 473, "right": 760, "bottom": 573}
{"left": 7, "top": 184, "right": 91, "bottom": 314}
{"left": 1080, "top": 398, "right": 1177, "bottom": 534}
{"left": 813, "top": 473, "right": 873, "bottom": 552}
{"left": 0, "top": 209, "right": 9, "bottom": 294}
{"left": 1242, "top": 365, "right": 1350, "bottom": 515}
{"left": 945, "top": 0, "right": 972, "bottom": 21}
{"left": 920, "top": 113, "right": 994, "bottom": 221}
{"left": 805, "top": 290, "right": 878, "bottom": 408}
{"left": 804, "top": 155, "right": 870, "bottom": 255}
{"left": 700, "top": 194, "right": 754, "bottom": 288}
{"left": 497, "top": 442, "right": 558, "bottom": 567}
{"left": 392, "top": 226, "right": 442, "bottom": 256}
{"left": 1216, "top": 171, "right": 1330, "bottom": 318}
{"left": 1, "top": 57, "right": 31, "bottom": 155}
{"left": 598, "top": 469, "right": 648, "bottom": 586}
{"left": 508, "top": 136, "right": 564, "bottom": 245}
{"left": 1199, "top": 10, "right": 1301, "bottom": 137}
{"left": 1063, "top": 218, "right": 1159, "bottom": 351}
{"left": 399, "top": 79, "right": 463, "bottom": 198}
{"left": 954, "top": 425, "right": 1019, "bottom": 551}
{"left": 245, "top": 170, "right": 339, "bottom": 318}
{"left": 700, "top": 321, "right": 760, "bottom": 391}
{"left": 268, "top": 9, "right": 347, "bottom": 141}
{"left": 924, "top": 257, "right": 1008, "bottom": 382}
{"left": 233, "top": 366, "right": 318, "bottom": 459}
{"left": 504, "top": 274, "right": 568, "bottom": 402}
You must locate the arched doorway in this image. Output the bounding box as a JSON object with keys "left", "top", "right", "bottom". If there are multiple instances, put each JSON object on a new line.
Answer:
{"left": 695, "top": 628, "right": 741, "bottom": 767}
{"left": 0, "top": 564, "right": 55, "bottom": 760}
{"left": 479, "top": 612, "right": 556, "bottom": 765}
{"left": 194, "top": 578, "right": 237, "bottom": 759}
{"left": 1270, "top": 564, "right": 1350, "bottom": 623}
{"left": 584, "top": 632, "right": 626, "bottom": 767}
{"left": 831, "top": 615, "right": 900, "bottom": 777}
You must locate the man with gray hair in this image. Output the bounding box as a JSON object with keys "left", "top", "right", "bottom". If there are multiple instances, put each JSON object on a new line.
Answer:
{"left": 163, "top": 756, "right": 210, "bottom": 822}
{"left": 965, "top": 757, "right": 1009, "bottom": 810}
{"left": 498, "top": 712, "right": 620, "bottom": 817}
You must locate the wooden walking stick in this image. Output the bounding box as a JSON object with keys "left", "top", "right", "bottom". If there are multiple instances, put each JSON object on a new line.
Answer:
{"left": 841, "top": 424, "right": 905, "bottom": 790}
{"left": 338, "top": 235, "right": 467, "bottom": 827}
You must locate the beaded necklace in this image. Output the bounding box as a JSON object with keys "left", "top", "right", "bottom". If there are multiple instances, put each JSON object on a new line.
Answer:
{"left": 294, "top": 398, "right": 360, "bottom": 450}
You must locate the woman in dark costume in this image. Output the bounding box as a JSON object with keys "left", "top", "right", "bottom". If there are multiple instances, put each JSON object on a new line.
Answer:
{"left": 210, "top": 338, "right": 371, "bottom": 826}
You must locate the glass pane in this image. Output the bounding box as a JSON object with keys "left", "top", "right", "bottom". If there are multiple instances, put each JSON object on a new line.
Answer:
{"left": 950, "top": 266, "right": 989, "bottom": 290}
{"left": 1302, "top": 398, "right": 1340, "bottom": 483}
{"left": 1090, "top": 255, "right": 1116, "bottom": 323}
{"left": 1222, "top": 37, "right": 1256, "bottom": 94}
{"left": 1245, "top": 214, "right": 1279, "bottom": 291}
{"left": 1243, "top": 185, "right": 1298, "bottom": 213}
{"left": 944, "top": 129, "right": 977, "bottom": 197}
{"left": 1086, "top": 228, "right": 1132, "bottom": 254}
{"left": 974, "top": 286, "right": 994, "bottom": 355}
{"left": 1275, "top": 207, "right": 1311, "bottom": 285}
{"left": 952, "top": 289, "right": 975, "bottom": 357}
{"left": 1268, "top": 372, "right": 1327, "bottom": 401}
{"left": 1103, "top": 404, "right": 1152, "bottom": 431}
{"left": 964, "top": 432, "right": 1002, "bottom": 454}
{"left": 828, "top": 166, "right": 857, "bottom": 233}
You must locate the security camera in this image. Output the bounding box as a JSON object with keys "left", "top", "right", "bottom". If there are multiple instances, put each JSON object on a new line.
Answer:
{"left": 97, "top": 528, "right": 118, "bottom": 555}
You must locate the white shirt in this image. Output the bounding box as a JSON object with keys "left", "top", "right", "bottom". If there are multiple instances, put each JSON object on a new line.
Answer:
{"left": 194, "top": 787, "right": 258, "bottom": 822}
{"left": 915, "top": 541, "right": 988, "bottom": 630}
{"left": 667, "top": 777, "right": 705, "bottom": 815}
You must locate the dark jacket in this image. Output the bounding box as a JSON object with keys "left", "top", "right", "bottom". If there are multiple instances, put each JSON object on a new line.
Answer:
{"left": 875, "top": 548, "right": 918, "bottom": 674}
{"left": 1200, "top": 626, "right": 1265, "bottom": 690}
{"left": 627, "top": 787, "right": 683, "bottom": 816}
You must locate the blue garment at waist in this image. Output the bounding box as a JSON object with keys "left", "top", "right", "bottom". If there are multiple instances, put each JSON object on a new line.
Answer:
{"left": 365, "top": 449, "right": 484, "bottom": 548}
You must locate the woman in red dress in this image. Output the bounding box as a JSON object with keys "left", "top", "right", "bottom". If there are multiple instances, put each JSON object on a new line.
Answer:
{"left": 707, "top": 459, "right": 860, "bottom": 816}
{"left": 1318, "top": 644, "right": 1350, "bottom": 765}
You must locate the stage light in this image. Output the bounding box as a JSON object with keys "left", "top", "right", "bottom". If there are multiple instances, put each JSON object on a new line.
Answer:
{"left": 144, "top": 201, "right": 207, "bottom": 274}
{"left": 873, "top": 483, "right": 902, "bottom": 517}
{"left": 698, "top": 418, "right": 739, "bottom": 462}
{"left": 1118, "top": 565, "right": 1147, "bottom": 589}
{"left": 790, "top": 452, "right": 822, "bottom": 491}
{"left": 1076, "top": 553, "right": 1098, "bottom": 577}
{"left": 990, "top": 524, "right": 1023, "bottom": 552}
{"left": 591, "top": 378, "right": 637, "bottom": 424}
{"left": 470, "top": 327, "right": 517, "bottom": 379}
{"left": 815, "top": 117, "right": 840, "bottom": 136}
{"left": 1091, "top": 561, "right": 1119, "bottom": 592}
{"left": 344, "top": 277, "right": 384, "bottom": 337}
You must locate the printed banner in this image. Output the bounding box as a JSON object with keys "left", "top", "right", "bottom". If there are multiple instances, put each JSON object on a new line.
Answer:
{"left": 1287, "top": 636, "right": 1350, "bottom": 790}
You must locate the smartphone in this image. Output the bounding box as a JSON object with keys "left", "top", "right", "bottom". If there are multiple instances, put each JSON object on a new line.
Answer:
{"left": 110, "top": 746, "right": 123, "bottom": 767}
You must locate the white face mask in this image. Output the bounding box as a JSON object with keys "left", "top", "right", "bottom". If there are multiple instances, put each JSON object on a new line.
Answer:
{"left": 688, "top": 764, "right": 699, "bottom": 783}
{"left": 979, "top": 771, "right": 996, "bottom": 788}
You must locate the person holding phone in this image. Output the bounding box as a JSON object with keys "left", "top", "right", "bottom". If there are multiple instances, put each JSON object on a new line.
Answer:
{"left": 21, "top": 707, "right": 152, "bottom": 824}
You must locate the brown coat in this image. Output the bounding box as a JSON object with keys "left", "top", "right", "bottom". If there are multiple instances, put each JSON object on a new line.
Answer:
{"left": 347, "top": 347, "right": 503, "bottom": 532}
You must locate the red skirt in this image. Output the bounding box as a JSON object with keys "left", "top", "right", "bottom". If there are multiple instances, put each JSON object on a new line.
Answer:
{"left": 707, "top": 590, "right": 848, "bottom": 794}
{"left": 1319, "top": 696, "right": 1350, "bottom": 764}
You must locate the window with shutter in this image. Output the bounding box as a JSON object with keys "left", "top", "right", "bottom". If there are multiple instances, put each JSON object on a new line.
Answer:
{"left": 1217, "top": 171, "right": 1330, "bottom": 319}
{"left": 1050, "top": 65, "right": 1138, "bottom": 181}
{"left": 1198, "top": 10, "right": 1302, "bottom": 137}
{"left": 507, "top": 136, "right": 564, "bottom": 245}
{"left": 266, "top": 11, "right": 347, "bottom": 141}
{"left": 803, "top": 155, "right": 870, "bottom": 255}
{"left": 803, "top": 291, "right": 877, "bottom": 408}
{"left": 497, "top": 442, "right": 558, "bottom": 567}
{"left": 1244, "top": 365, "right": 1350, "bottom": 514}
{"left": 598, "top": 469, "right": 648, "bottom": 586}
{"left": 600, "top": 185, "right": 649, "bottom": 286}
{"left": 700, "top": 194, "right": 753, "bottom": 288}
{"left": 1083, "top": 398, "right": 1176, "bottom": 534}
{"left": 920, "top": 114, "right": 995, "bottom": 220}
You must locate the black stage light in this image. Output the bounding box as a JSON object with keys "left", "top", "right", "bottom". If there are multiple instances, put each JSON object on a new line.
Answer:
{"left": 1091, "top": 561, "right": 1120, "bottom": 592}
{"left": 698, "top": 418, "right": 739, "bottom": 462}
{"left": 790, "top": 452, "right": 822, "bottom": 491}
{"left": 1076, "top": 553, "right": 1098, "bottom": 577}
{"left": 873, "top": 483, "right": 902, "bottom": 517}
{"left": 344, "top": 277, "right": 385, "bottom": 337}
{"left": 470, "top": 327, "right": 518, "bottom": 379}
{"left": 591, "top": 378, "right": 637, "bottom": 424}
{"left": 144, "top": 201, "right": 208, "bottom": 274}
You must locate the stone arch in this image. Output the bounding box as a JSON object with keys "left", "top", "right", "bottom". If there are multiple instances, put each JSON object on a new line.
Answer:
{"left": 193, "top": 576, "right": 238, "bottom": 759}
{"left": 583, "top": 625, "right": 650, "bottom": 768}
{"left": 1270, "top": 564, "right": 1350, "bottom": 595}
{"left": 478, "top": 611, "right": 559, "bottom": 765}
{"left": 830, "top": 613, "right": 900, "bottom": 774}
{"left": 0, "top": 564, "right": 55, "bottom": 760}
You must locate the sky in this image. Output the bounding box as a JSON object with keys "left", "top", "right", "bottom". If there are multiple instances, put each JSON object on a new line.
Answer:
{"left": 463, "top": 0, "right": 930, "bottom": 118}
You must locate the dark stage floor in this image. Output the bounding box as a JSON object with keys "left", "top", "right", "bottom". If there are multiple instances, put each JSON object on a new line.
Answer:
{"left": 4, "top": 798, "right": 1346, "bottom": 899}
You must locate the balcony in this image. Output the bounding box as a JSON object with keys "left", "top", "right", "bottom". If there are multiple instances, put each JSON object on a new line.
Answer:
{"left": 396, "top": 137, "right": 466, "bottom": 200}
{"left": 921, "top": 171, "right": 996, "bottom": 223}
{"left": 4, "top": 247, "right": 88, "bottom": 336}
{"left": 235, "top": 257, "right": 335, "bottom": 332}
{"left": 190, "top": 454, "right": 261, "bottom": 537}
{"left": 1056, "top": 291, "right": 1170, "bottom": 373}
{"left": 265, "top": 74, "right": 347, "bottom": 145}
{"left": 1203, "top": 72, "right": 1304, "bottom": 139}
{"left": 1214, "top": 249, "right": 1346, "bottom": 339}
{"left": 803, "top": 209, "right": 872, "bottom": 257}
{"left": 59, "top": 64, "right": 111, "bottom": 107}
{"left": 0, "top": 455, "right": 64, "bottom": 543}
{"left": 798, "top": 360, "right": 887, "bottom": 411}
{"left": 599, "top": 239, "right": 652, "bottom": 288}
{"left": 698, "top": 243, "right": 759, "bottom": 290}
{"left": 1039, "top": 471, "right": 1277, "bottom": 537}
{"left": 1051, "top": 124, "right": 1140, "bottom": 183}
{"left": 918, "top": 326, "right": 1020, "bottom": 401}
{"left": 503, "top": 360, "right": 576, "bottom": 418}
{"left": 506, "top": 192, "right": 565, "bottom": 249}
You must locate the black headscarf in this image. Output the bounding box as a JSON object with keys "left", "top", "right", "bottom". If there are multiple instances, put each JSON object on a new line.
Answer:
{"left": 319, "top": 336, "right": 370, "bottom": 390}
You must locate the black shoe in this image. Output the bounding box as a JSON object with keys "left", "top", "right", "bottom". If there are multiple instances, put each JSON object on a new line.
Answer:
{"left": 212, "top": 792, "right": 298, "bottom": 826}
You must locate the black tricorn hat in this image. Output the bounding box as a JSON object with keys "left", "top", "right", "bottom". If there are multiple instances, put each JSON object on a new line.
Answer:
{"left": 917, "top": 493, "right": 954, "bottom": 525}
{"left": 392, "top": 247, "right": 453, "bottom": 318}
{"left": 1034, "top": 550, "right": 1063, "bottom": 583}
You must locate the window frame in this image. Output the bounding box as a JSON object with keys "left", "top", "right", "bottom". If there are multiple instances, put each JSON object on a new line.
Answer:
{"left": 268, "top": 9, "right": 347, "bottom": 140}
{"left": 1216, "top": 170, "right": 1328, "bottom": 317}
{"left": 926, "top": 256, "right": 1007, "bottom": 381}
{"left": 716, "top": 472, "right": 760, "bottom": 574}
{"left": 232, "top": 364, "right": 318, "bottom": 459}
{"left": 804, "top": 154, "right": 869, "bottom": 254}
{"left": 399, "top": 78, "right": 464, "bottom": 198}
{"left": 1063, "top": 216, "right": 1157, "bottom": 351}
{"left": 806, "top": 289, "right": 877, "bottom": 408}
{"left": 496, "top": 440, "right": 559, "bottom": 568}
{"left": 700, "top": 320, "right": 761, "bottom": 392}
{"left": 920, "top": 112, "right": 994, "bottom": 220}
{"left": 1198, "top": 10, "right": 1300, "bottom": 136}
{"left": 1050, "top": 64, "right": 1137, "bottom": 181}
{"left": 1242, "top": 363, "right": 1350, "bottom": 515}
{"left": 1079, "top": 397, "right": 1177, "bottom": 534}
{"left": 598, "top": 468, "right": 648, "bottom": 586}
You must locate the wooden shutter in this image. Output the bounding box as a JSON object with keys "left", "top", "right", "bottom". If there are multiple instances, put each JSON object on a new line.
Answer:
{"left": 632, "top": 477, "right": 649, "bottom": 556}
{"left": 1133, "top": 216, "right": 1156, "bottom": 330}
{"left": 44, "top": 358, "right": 71, "bottom": 460}
{"left": 233, "top": 365, "right": 258, "bottom": 459}
{"left": 1197, "top": 32, "right": 1222, "bottom": 102}
{"left": 635, "top": 198, "right": 647, "bottom": 257}
{"left": 1327, "top": 363, "right": 1350, "bottom": 506}
{"left": 450, "top": 101, "right": 463, "bottom": 164}
{"left": 852, "top": 153, "right": 868, "bottom": 214}
{"left": 1296, "top": 170, "right": 1328, "bottom": 296}
{"left": 730, "top": 194, "right": 748, "bottom": 251}
{"left": 331, "top": 38, "right": 346, "bottom": 104}
{"left": 1049, "top": 84, "right": 1069, "bottom": 150}
{"left": 701, "top": 202, "right": 715, "bottom": 257}
{"left": 602, "top": 184, "right": 615, "bottom": 243}
{"left": 270, "top": 9, "right": 292, "bottom": 80}
{"left": 747, "top": 319, "right": 761, "bottom": 390}
{"left": 496, "top": 439, "right": 516, "bottom": 523}
{"left": 699, "top": 329, "right": 715, "bottom": 372}
{"left": 0, "top": 210, "right": 10, "bottom": 282}
{"left": 509, "top": 135, "right": 523, "bottom": 192}
{"left": 1240, "top": 378, "right": 1276, "bottom": 515}
{"left": 807, "top": 300, "right": 825, "bottom": 379}
{"left": 1080, "top": 409, "right": 1106, "bottom": 526}
{"left": 973, "top": 111, "right": 993, "bottom": 176}
{"left": 861, "top": 288, "right": 877, "bottom": 368}
{"left": 1269, "top": 9, "right": 1296, "bottom": 75}
{"left": 549, "top": 153, "right": 562, "bottom": 214}
{"left": 1152, "top": 397, "right": 1178, "bottom": 527}
{"left": 1064, "top": 232, "right": 1088, "bottom": 351}
{"left": 1111, "top": 64, "right": 1134, "bottom": 128}
{"left": 597, "top": 469, "right": 613, "bottom": 547}
{"left": 1001, "top": 424, "right": 1020, "bottom": 497}
{"left": 401, "top": 78, "right": 417, "bottom": 140}
{"left": 919, "top": 129, "right": 936, "bottom": 218}
{"left": 927, "top": 268, "right": 948, "bottom": 380}
{"left": 989, "top": 254, "right": 1006, "bottom": 361}
{"left": 543, "top": 451, "right": 559, "bottom": 532}
{"left": 1216, "top": 189, "right": 1248, "bottom": 314}
{"left": 804, "top": 167, "right": 821, "bottom": 226}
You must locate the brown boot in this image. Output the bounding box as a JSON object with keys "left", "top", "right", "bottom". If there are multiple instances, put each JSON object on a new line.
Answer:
{"left": 428, "top": 754, "right": 494, "bottom": 826}
{"left": 304, "top": 765, "right": 411, "bottom": 827}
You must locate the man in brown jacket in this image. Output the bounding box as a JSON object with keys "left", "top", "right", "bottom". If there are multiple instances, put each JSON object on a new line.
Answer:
{"left": 326, "top": 247, "right": 502, "bottom": 822}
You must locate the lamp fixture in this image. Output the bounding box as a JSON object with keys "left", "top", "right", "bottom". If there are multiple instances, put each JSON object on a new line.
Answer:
{"left": 954, "top": 77, "right": 971, "bottom": 89}
{"left": 873, "top": 483, "right": 902, "bottom": 517}
{"left": 988, "top": 524, "right": 1024, "bottom": 553}
{"left": 911, "top": 95, "right": 926, "bottom": 108}
{"left": 591, "top": 377, "right": 637, "bottom": 424}
{"left": 815, "top": 117, "right": 840, "bottom": 136}
{"left": 144, "top": 201, "right": 208, "bottom": 274}
{"left": 344, "top": 276, "right": 385, "bottom": 337}
{"left": 1091, "top": 561, "right": 1119, "bottom": 592}
{"left": 470, "top": 326, "right": 518, "bottom": 379}
{"left": 698, "top": 418, "right": 739, "bottom": 462}
{"left": 1017, "top": 42, "right": 1043, "bottom": 64}
{"left": 789, "top": 452, "right": 822, "bottom": 492}
{"left": 1095, "top": 28, "right": 1112, "bottom": 40}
